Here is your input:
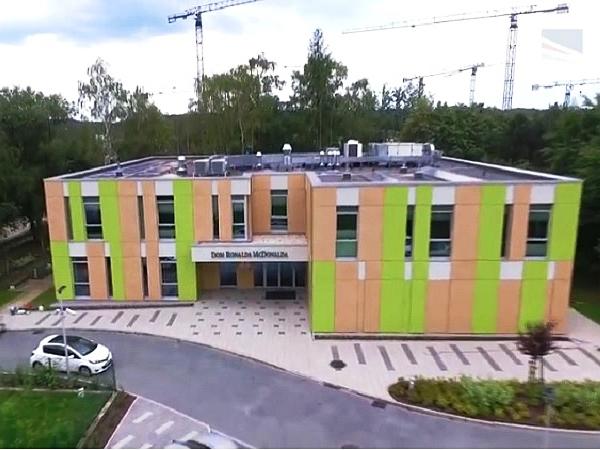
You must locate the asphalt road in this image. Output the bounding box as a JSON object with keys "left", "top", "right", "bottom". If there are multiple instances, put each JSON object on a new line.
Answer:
{"left": 1, "top": 329, "right": 599, "bottom": 448}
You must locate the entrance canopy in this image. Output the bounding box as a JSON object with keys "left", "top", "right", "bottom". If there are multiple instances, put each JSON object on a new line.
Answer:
{"left": 191, "top": 234, "right": 308, "bottom": 262}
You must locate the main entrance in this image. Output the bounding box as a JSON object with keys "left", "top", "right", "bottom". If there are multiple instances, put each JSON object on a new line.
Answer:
{"left": 253, "top": 262, "right": 306, "bottom": 288}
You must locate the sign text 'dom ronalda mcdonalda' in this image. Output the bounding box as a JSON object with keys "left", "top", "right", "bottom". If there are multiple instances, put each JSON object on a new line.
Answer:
{"left": 210, "top": 250, "right": 289, "bottom": 259}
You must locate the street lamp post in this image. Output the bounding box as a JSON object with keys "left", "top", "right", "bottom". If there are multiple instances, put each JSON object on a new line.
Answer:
{"left": 57, "top": 285, "right": 70, "bottom": 376}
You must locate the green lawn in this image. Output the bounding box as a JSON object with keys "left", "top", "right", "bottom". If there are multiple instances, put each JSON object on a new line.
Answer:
{"left": 28, "top": 286, "right": 57, "bottom": 309}
{"left": 0, "top": 289, "right": 20, "bottom": 308}
{"left": 0, "top": 389, "right": 111, "bottom": 448}
{"left": 572, "top": 284, "right": 600, "bottom": 324}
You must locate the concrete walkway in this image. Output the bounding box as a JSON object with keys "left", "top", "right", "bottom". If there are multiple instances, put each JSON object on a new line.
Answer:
{"left": 4, "top": 299, "right": 600, "bottom": 402}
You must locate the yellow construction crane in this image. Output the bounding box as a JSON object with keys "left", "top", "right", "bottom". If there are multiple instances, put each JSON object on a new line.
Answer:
{"left": 343, "top": 3, "right": 569, "bottom": 110}
{"left": 403, "top": 63, "right": 485, "bottom": 105}
{"left": 168, "top": 0, "right": 262, "bottom": 110}
{"left": 532, "top": 78, "right": 600, "bottom": 107}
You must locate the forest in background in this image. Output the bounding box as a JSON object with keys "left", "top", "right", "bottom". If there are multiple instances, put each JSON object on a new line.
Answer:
{"left": 1, "top": 29, "right": 599, "bottom": 280}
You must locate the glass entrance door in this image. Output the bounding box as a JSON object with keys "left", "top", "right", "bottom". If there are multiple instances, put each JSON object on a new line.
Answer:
{"left": 255, "top": 263, "right": 305, "bottom": 288}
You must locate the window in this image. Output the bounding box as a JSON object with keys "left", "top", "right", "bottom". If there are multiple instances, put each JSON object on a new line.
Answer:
{"left": 405, "top": 205, "right": 414, "bottom": 257}
{"left": 294, "top": 262, "right": 306, "bottom": 287}
{"left": 253, "top": 263, "right": 263, "bottom": 287}
{"left": 142, "top": 257, "right": 149, "bottom": 297}
{"left": 43, "top": 344, "right": 65, "bottom": 356}
{"left": 160, "top": 257, "right": 178, "bottom": 297}
{"left": 526, "top": 204, "right": 551, "bottom": 257}
{"left": 271, "top": 190, "right": 288, "bottom": 232}
{"left": 83, "top": 196, "right": 102, "bottom": 239}
{"left": 220, "top": 262, "right": 237, "bottom": 287}
{"left": 65, "top": 197, "right": 73, "bottom": 240}
{"left": 212, "top": 195, "right": 220, "bottom": 239}
{"left": 429, "top": 206, "right": 453, "bottom": 257}
{"left": 105, "top": 257, "right": 113, "bottom": 297}
{"left": 501, "top": 205, "right": 512, "bottom": 258}
{"left": 157, "top": 196, "right": 176, "bottom": 239}
{"left": 138, "top": 196, "right": 145, "bottom": 239}
{"left": 336, "top": 206, "right": 358, "bottom": 258}
{"left": 72, "top": 257, "right": 90, "bottom": 296}
{"left": 232, "top": 195, "right": 246, "bottom": 240}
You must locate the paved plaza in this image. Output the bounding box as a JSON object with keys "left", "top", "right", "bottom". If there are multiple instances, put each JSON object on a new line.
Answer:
{"left": 4, "top": 291, "right": 600, "bottom": 401}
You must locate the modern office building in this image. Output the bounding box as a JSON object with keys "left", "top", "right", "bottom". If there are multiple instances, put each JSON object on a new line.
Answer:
{"left": 44, "top": 143, "right": 582, "bottom": 335}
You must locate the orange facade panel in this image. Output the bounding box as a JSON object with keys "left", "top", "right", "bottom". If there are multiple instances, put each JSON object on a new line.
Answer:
{"left": 496, "top": 280, "right": 521, "bottom": 333}
{"left": 237, "top": 263, "right": 254, "bottom": 289}
{"left": 288, "top": 184, "right": 306, "bottom": 234}
{"left": 425, "top": 280, "right": 450, "bottom": 333}
{"left": 447, "top": 280, "right": 474, "bottom": 333}
{"left": 87, "top": 242, "right": 108, "bottom": 300}
{"left": 550, "top": 279, "right": 571, "bottom": 333}
{"left": 508, "top": 185, "right": 531, "bottom": 260}
{"left": 123, "top": 257, "right": 143, "bottom": 300}
{"left": 358, "top": 205, "right": 383, "bottom": 261}
{"left": 363, "top": 280, "right": 381, "bottom": 332}
{"left": 335, "top": 278, "right": 358, "bottom": 332}
{"left": 199, "top": 263, "right": 219, "bottom": 290}
{"left": 311, "top": 205, "right": 336, "bottom": 260}
{"left": 46, "top": 195, "right": 68, "bottom": 241}
{"left": 142, "top": 181, "right": 158, "bottom": 242}
{"left": 118, "top": 184, "right": 140, "bottom": 243}
{"left": 218, "top": 180, "right": 233, "bottom": 241}
{"left": 145, "top": 241, "right": 161, "bottom": 300}
{"left": 451, "top": 204, "right": 480, "bottom": 260}
{"left": 193, "top": 180, "right": 212, "bottom": 242}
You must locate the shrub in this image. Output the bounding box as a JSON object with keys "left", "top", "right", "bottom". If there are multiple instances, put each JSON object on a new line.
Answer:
{"left": 460, "top": 376, "right": 515, "bottom": 416}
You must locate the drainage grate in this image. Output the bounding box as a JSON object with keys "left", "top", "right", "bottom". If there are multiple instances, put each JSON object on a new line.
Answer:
{"left": 371, "top": 400, "right": 387, "bottom": 409}
{"left": 330, "top": 359, "right": 347, "bottom": 371}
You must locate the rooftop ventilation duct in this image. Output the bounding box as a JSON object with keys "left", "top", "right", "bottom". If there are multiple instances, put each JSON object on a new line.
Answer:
{"left": 115, "top": 161, "right": 123, "bottom": 177}
{"left": 343, "top": 139, "right": 362, "bottom": 158}
{"left": 282, "top": 143, "right": 292, "bottom": 170}
{"left": 209, "top": 156, "right": 227, "bottom": 176}
{"left": 193, "top": 158, "right": 210, "bottom": 177}
{"left": 342, "top": 172, "right": 352, "bottom": 181}
{"left": 319, "top": 150, "right": 325, "bottom": 167}
{"left": 176, "top": 155, "right": 187, "bottom": 176}
{"left": 256, "top": 151, "right": 262, "bottom": 170}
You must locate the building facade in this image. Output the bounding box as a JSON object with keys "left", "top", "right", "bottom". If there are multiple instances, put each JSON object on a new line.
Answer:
{"left": 44, "top": 151, "right": 582, "bottom": 335}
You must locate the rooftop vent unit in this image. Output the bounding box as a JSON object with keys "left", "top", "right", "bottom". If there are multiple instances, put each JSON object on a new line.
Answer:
{"left": 319, "top": 150, "right": 326, "bottom": 168}
{"left": 282, "top": 143, "right": 292, "bottom": 170}
{"left": 209, "top": 156, "right": 227, "bottom": 176}
{"left": 256, "top": 151, "right": 262, "bottom": 170}
{"left": 414, "top": 170, "right": 424, "bottom": 180}
{"left": 341, "top": 172, "right": 352, "bottom": 181}
{"left": 343, "top": 139, "right": 363, "bottom": 158}
{"left": 193, "top": 158, "right": 210, "bottom": 177}
{"left": 176, "top": 155, "right": 187, "bottom": 176}
{"left": 114, "top": 161, "right": 123, "bottom": 177}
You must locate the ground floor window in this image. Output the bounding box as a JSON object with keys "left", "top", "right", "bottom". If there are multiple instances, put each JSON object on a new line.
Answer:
{"left": 72, "top": 257, "right": 90, "bottom": 296}
{"left": 220, "top": 262, "right": 237, "bottom": 287}
{"left": 160, "top": 257, "right": 178, "bottom": 297}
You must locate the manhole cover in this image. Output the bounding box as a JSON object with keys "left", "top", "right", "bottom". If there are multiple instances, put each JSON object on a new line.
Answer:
{"left": 330, "top": 359, "right": 346, "bottom": 370}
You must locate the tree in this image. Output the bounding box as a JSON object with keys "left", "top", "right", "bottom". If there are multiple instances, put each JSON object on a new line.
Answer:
{"left": 517, "top": 321, "right": 558, "bottom": 383}
{"left": 291, "top": 29, "right": 348, "bottom": 149}
{"left": 78, "top": 58, "right": 129, "bottom": 164}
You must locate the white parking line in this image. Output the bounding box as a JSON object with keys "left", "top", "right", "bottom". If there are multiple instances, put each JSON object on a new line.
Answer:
{"left": 155, "top": 420, "right": 174, "bottom": 435}
{"left": 132, "top": 411, "right": 153, "bottom": 424}
{"left": 112, "top": 434, "right": 135, "bottom": 449}
{"left": 140, "top": 443, "right": 153, "bottom": 449}
{"left": 179, "top": 431, "right": 198, "bottom": 441}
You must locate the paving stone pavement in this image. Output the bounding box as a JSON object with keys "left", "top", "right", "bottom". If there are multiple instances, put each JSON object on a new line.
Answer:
{"left": 108, "top": 397, "right": 247, "bottom": 449}
{"left": 5, "top": 293, "right": 600, "bottom": 402}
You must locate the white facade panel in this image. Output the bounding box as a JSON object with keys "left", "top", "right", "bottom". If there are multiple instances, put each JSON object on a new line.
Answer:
{"left": 136, "top": 181, "right": 143, "bottom": 196}
{"left": 547, "top": 261, "right": 555, "bottom": 280}
{"left": 357, "top": 261, "right": 366, "bottom": 281}
{"left": 68, "top": 242, "right": 87, "bottom": 257}
{"left": 404, "top": 262, "right": 413, "bottom": 280}
{"left": 407, "top": 187, "right": 416, "bottom": 205}
{"left": 158, "top": 242, "right": 177, "bottom": 257}
{"left": 500, "top": 261, "right": 523, "bottom": 280}
{"left": 336, "top": 188, "right": 359, "bottom": 206}
{"left": 270, "top": 175, "right": 288, "bottom": 190}
{"left": 81, "top": 181, "right": 98, "bottom": 197}
{"left": 140, "top": 242, "right": 147, "bottom": 258}
{"left": 429, "top": 261, "right": 451, "bottom": 280}
{"left": 432, "top": 186, "right": 455, "bottom": 205}
{"left": 211, "top": 180, "right": 218, "bottom": 195}
{"left": 63, "top": 182, "right": 69, "bottom": 196}
{"left": 505, "top": 185, "right": 514, "bottom": 204}
{"left": 230, "top": 179, "right": 251, "bottom": 195}
{"left": 104, "top": 243, "right": 111, "bottom": 257}
{"left": 155, "top": 180, "right": 173, "bottom": 196}
{"left": 531, "top": 184, "right": 555, "bottom": 204}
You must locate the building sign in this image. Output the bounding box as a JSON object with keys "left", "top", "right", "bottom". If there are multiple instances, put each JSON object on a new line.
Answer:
{"left": 192, "top": 243, "right": 307, "bottom": 262}
{"left": 210, "top": 250, "right": 289, "bottom": 259}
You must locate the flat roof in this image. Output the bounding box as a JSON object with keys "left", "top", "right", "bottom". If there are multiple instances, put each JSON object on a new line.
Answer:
{"left": 49, "top": 151, "right": 579, "bottom": 185}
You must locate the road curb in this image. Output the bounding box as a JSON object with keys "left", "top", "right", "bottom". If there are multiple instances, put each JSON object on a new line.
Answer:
{"left": 9, "top": 327, "right": 600, "bottom": 436}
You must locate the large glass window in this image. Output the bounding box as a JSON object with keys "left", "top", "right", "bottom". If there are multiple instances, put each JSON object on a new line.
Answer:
{"left": 271, "top": 190, "right": 288, "bottom": 232}
{"left": 157, "top": 196, "right": 176, "bottom": 239}
{"left": 83, "top": 196, "right": 102, "bottom": 239}
{"left": 105, "top": 257, "right": 113, "bottom": 297}
{"left": 212, "top": 195, "right": 220, "bottom": 240}
{"left": 142, "top": 257, "right": 149, "bottom": 297}
{"left": 232, "top": 195, "right": 246, "bottom": 240}
{"left": 405, "top": 205, "right": 414, "bottom": 257}
{"left": 336, "top": 206, "right": 358, "bottom": 258}
{"left": 138, "top": 196, "right": 145, "bottom": 239}
{"left": 501, "top": 205, "right": 512, "bottom": 258}
{"left": 526, "top": 204, "right": 551, "bottom": 257}
{"left": 72, "top": 257, "right": 90, "bottom": 296}
{"left": 220, "top": 263, "right": 237, "bottom": 287}
{"left": 65, "top": 197, "right": 73, "bottom": 240}
{"left": 429, "top": 206, "right": 453, "bottom": 257}
{"left": 160, "top": 257, "right": 178, "bottom": 297}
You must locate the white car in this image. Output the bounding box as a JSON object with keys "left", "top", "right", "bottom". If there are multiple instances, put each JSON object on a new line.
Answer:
{"left": 30, "top": 334, "right": 112, "bottom": 376}
{"left": 168, "top": 431, "right": 241, "bottom": 449}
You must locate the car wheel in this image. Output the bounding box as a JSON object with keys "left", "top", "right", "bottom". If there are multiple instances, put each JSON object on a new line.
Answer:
{"left": 78, "top": 366, "right": 92, "bottom": 377}
{"left": 32, "top": 361, "right": 44, "bottom": 371}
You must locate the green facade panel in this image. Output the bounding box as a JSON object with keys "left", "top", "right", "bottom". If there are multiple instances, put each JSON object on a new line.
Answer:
{"left": 408, "top": 280, "right": 426, "bottom": 333}
{"left": 518, "top": 279, "right": 547, "bottom": 330}
{"left": 472, "top": 280, "right": 500, "bottom": 333}
{"left": 68, "top": 181, "right": 86, "bottom": 241}
{"left": 311, "top": 261, "right": 335, "bottom": 332}
{"left": 413, "top": 186, "right": 432, "bottom": 261}
{"left": 523, "top": 260, "right": 548, "bottom": 280}
{"left": 174, "top": 180, "right": 197, "bottom": 300}
{"left": 549, "top": 183, "right": 583, "bottom": 261}
{"left": 99, "top": 181, "right": 125, "bottom": 300}
{"left": 477, "top": 185, "right": 505, "bottom": 261}
{"left": 380, "top": 279, "right": 406, "bottom": 332}
{"left": 382, "top": 204, "right": 407, "bottom": 261}
{"left": 50, "top": 241, "right": 74, "bottom": 300}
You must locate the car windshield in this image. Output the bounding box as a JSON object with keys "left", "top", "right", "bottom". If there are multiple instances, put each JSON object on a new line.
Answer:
{"left": 66, "top": 336, "right": 97, "bottom": 355}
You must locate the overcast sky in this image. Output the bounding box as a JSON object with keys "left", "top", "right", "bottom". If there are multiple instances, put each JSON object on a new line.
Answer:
{"left": 1, "top": 0, "right": 598, "bottom": 114}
